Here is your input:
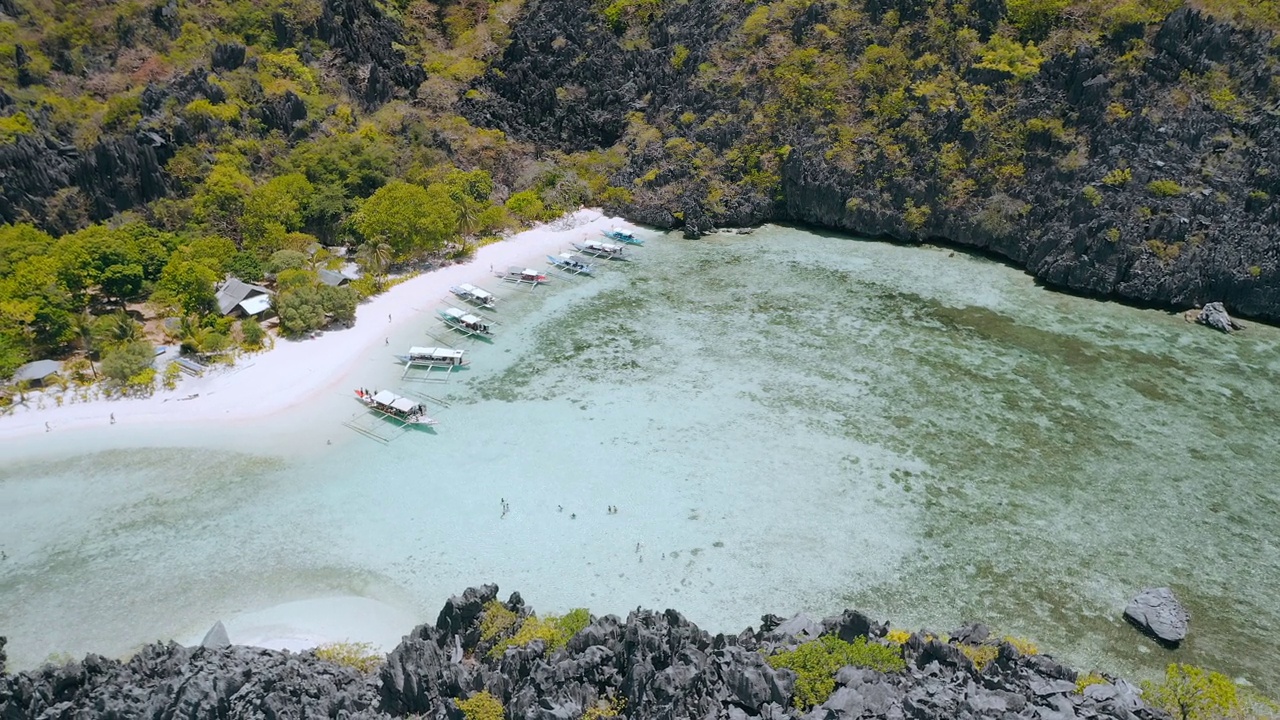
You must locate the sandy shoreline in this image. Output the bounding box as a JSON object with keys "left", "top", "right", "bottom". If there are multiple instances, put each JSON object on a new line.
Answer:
{"left": 180, "top": 596, "right": 423, "bottom": 655}
{"left": 0, "top": 209, "right": 634, "bottom": 442}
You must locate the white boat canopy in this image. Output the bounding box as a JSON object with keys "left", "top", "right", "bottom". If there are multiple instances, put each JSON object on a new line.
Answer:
{"left": 458, "top": 283, "right": 494, "bottom": 300}
{"left": 444, "top": 308, "right": 465, "bottom": 319}
{"left": 371, "top": 390, "right": 405, "bottom": 406}
{"left": 389, "top": 396, "right": 417, "bottom": 413}
{"left": 410, "top": 346, "right": 464, "bottom": 359}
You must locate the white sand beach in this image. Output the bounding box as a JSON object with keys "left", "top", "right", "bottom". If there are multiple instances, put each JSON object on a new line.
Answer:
{"left": 0, "top": 209, "right": 635, "bottom": 441}
{"left": 182, "top": 596, "right": 422, "bottom": 654}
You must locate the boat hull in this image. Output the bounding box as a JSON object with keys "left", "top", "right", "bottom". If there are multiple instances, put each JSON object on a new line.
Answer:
{"left": 394, "top": 355, "right": 470, "bottom": 368}
{"left": 601, "top": 230, "right": 643, "bottom": 245}
{"left": 572, "top": 243, "right": 628, "bottom": 260}
{"left": 438, "top": 311, "right": 495, "bottom": 338}
{"left": 547, "top": 255, "right": 594, "bottom": 274}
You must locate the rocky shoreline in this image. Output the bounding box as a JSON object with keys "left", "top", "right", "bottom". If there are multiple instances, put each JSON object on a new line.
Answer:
{"left": 0, "top": 585, "right": 1170, "bottom": 719}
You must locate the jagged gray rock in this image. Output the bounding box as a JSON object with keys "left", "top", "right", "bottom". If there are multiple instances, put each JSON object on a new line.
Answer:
{"left": 1124, "top": 587, "right": 1190, "bottom": 646}
{"left": 200, "top": 620, "right": 230, "bottom": 649}
{"left": 0, "top": 585, "right": 1176, "bottom": 720}
{"left": 1196, "top": 301, "right": 1245, "bottom": 332}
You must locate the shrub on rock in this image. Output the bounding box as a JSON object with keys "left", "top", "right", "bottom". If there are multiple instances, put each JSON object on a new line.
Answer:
{"left": 765, "top": 635, "right": 905, "bottom": 709}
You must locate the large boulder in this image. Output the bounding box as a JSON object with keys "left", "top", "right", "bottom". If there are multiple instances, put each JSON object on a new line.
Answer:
{"left": 1196, "top": 302, "right": 1245, "bottom": 332}
{"left": 1124, "top": 587, "right": 1190, "bottom": 646}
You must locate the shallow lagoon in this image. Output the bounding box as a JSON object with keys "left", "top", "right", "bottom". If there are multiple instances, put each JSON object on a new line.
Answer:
{"left": 2, "top": 226, "right": 1278, "bottom": 692}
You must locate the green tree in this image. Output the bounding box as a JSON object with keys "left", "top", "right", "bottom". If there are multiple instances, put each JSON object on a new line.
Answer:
{"left": 179, "top": 236, "right": 240, "bottom": 275}
{"left": 273, "top": 283, "right": 357, "bottom": 336}
{"left": 320, "top": 284, "right": 357, "bottom": 325}
{"left": 100, "top": 340, "right": 155, "bottom": 385}
{"left": 0, "top": 332, "right": 27, "bottom": 381}
{"left": 240, "top": 316, "right": 266, "bottom": 348}
{"left": 92, "top": 310, "right": 143, "bottom": 349}
{"left": 194, "top": 161, "right": 254, "bottom": 239}
{"left": 354, "top": 241, "right": 393, "bottom": 282}
{"left": 351, "top": 181, "right": 459, "bottom": 258}
{"left": 1141, "top": 664, "right": 1270, "bottom": 720}
{"left": 0, "top": 256, "right": 78, "bottom": 351}
{"left": 506, "top": 190, "right": 546, "bottom": 222}
{"left": 226, "top": 252, "right": 265, "bottom": 282}
{"left": 443, "top": 168, "right": 496, "bottom": 205}
{"left": 274, "top": 286, "right": 327, "bottom": 336}
{"left": 106, "top": 222, "right": 176, "bottom": 280}
{"left": 243, "top": 172, "right": 315, "bottom": 255}
{"left": 276, "top": 268, "right": 318, "bottom": 292}
{"left": 98, "top": 263, "right": 145, "bottom": 303}
{"left": 268, "top": 249, "right": 309, "bottom": 274}
{"left": 71, "top": 310, "right": 99, "bottom": 380}
{"left": 0, "top": 223, "right": 55, "bottom": 276}
{"left": 154, "top": 259, "right": 219, "bottom": 316}
{"left": 286, "top": 130, "right": 391, "bottom": 197}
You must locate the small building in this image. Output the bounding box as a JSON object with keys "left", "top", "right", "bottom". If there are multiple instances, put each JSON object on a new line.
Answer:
{"left": 317, "top": 269, "right": 352, "bottom": 287}
{"left": 11, "top": 359, "right": 62, "bottom": 387}
{"left": 216, "top": 277, "right": 273, "bottom": 317}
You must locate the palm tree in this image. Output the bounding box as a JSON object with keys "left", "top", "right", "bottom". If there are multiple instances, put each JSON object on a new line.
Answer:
{"left": 355, "top": 241, "right": 393, "bottom": 289}
{"left": 456, "top": 199, "right": 480, "bottom": 238}
{"left": 307, "top": 247, "right": 342, "bottom": 272}
{"left": 102, "top": 310, "right": 141, "bottom": 346}
{"left": 73, "top": 310, "right": 98, "bottom": 380}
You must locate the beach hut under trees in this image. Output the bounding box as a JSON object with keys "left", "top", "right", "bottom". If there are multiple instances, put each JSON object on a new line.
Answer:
{"left": 216, "top": 277, "right": 273, "bottom": 318}
{"left": 317, "top": 269, "right": 353, "bottom": 287}
{"left": 11, "top": 359, "right": 62, "bottom": 387}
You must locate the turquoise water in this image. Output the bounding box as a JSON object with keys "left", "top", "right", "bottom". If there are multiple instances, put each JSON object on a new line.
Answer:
{"left": 2, "top": 226, "right": 1278, "bottom": 693}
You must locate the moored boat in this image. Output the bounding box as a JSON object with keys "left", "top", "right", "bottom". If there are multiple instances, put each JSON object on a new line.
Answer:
{"left": 500, "top": 266, "right": 549, "bottom": 284}
{"left": 439, "top": 307, "right": 494, "bottom": 336}
{"left": 601, "top": 227, "right": 643, "bottom": 245}
{"left": 395, "top": 346, "right": 469, "bottom": 367}
{"left": 354, "top": 388, "right": 438, "bottom": 425}
{"left": 547, "top": 252, "right": 595, "bottom": 275}
{"left": 450, "top": 283, "right": 497, "bottom": 309}
{"left": 573, "top": 240, "right": 629, "bottom": 260}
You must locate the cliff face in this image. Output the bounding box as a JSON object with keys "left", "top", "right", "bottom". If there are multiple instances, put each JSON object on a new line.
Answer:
{"left": 464, "top": 0, "right": 1280, "bottom": 320}
{"left": 0, "top": 586, "right": 1169, "bottom": 719}
{"left": 0, "top": 0, "right": 422, "bottom": 231}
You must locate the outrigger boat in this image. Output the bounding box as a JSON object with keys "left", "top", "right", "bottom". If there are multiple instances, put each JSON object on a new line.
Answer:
{"left": 450, "top": 283, "right": 496, "bottom": 310}
{"left": 439, "top": 307, "right": 494, "bottom": 337}
{"left": 394, "top": 346, "right": 469, "bottom": 367}
{"left": 601, "top": 227, "right": 643, "bottom": 245}
{"left": 500, "top": 266, "right": 549, "bottom": 284}
{"left": 547, "top": 252, "right": 595, "bottom": 275}
{"left": 354, "top": 388, "right": 438, "bottom": 425}
{"left": 573, "top": 240, "right": 629, "bottom": 260}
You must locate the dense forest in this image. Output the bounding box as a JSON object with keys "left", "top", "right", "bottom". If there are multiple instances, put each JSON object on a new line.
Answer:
{"left": 0, "top": 0, "right": 1278, "bottom": 384}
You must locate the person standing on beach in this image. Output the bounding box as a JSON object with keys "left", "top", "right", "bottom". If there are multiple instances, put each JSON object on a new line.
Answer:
{"left": 110, "top": 413, "right": 115, "bottom": 424}
{"left": 388, "top": 314, "right": 392, "bottom": 323}
{"left": 45, "top": 422, "right": 51, "bottom": 432}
